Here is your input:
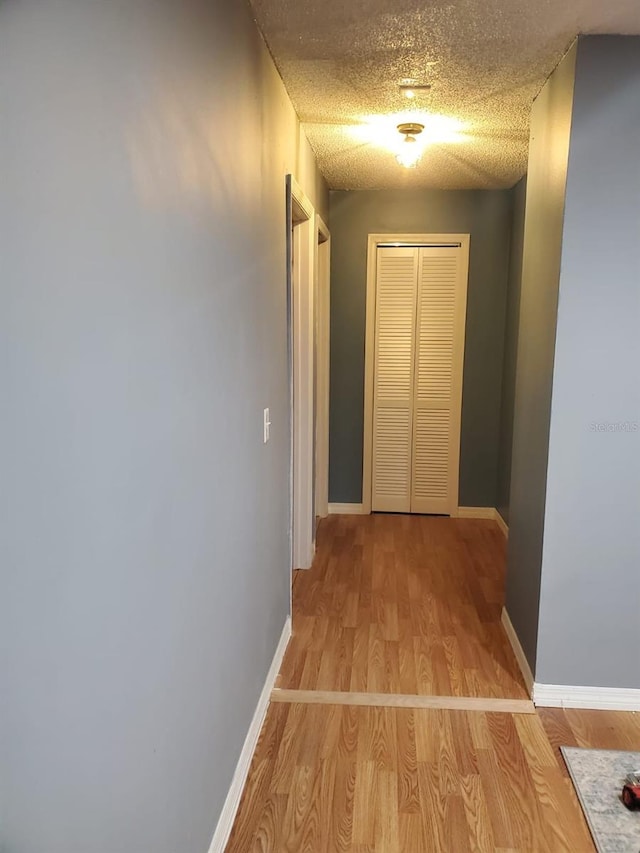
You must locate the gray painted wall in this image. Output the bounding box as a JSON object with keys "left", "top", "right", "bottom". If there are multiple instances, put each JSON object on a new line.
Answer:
{"left": 536, "top": 37, "right": 640, "bottom": 688}
{"left": 0, "top": 2, "right": 326, "bottom": 851}
{"left": 328, "top": 189, "right": 511, "bottom": 507}
{"left": 505, "top": 43, "right": 577, "bottom": 673}
{"left": 496, "top": 177, "right": 527, "bottom": 525}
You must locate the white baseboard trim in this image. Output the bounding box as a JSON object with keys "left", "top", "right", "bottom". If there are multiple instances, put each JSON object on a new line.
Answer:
{"left": 208, "top": 616, "right": 292, "bottom": 853}
{"left": 457, "top": 506, "right": 509, "bottom": 538}
{"left": 494, "top": 511, "right": 509, "bottom": 538}
{"left": 457, "top": 506, "right": 496, "bottom": 519}
{"left": 500, "top": 607, "right": 640, "bottom": 710}
{"left": 328, "top": 502, "right": 367, "bottom": 515}
{"left": 532, "top": 683, "right": 640, "bottom": 711}
{"left": 501, "top": 607, "right": 534, "bottom": 696}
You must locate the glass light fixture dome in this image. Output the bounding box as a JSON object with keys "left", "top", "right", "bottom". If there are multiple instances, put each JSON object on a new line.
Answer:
{"left": 396, "top": 122, "right": 424, "bottom": 168}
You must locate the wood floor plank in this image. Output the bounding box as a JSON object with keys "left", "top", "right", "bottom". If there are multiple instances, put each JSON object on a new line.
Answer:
{"left": 279, "top": 762, "right": 316, "bottom": 852}
{"left": 315, "top": 759, "right": 338, "bottom": 853}
{"left": 352, "top": 760, "right": 377, "bottom": 847}
{"left": 373, "top": 769, "right": 399, "bottom": 851}
{"left": 536, "top": 707, "right": 580, "bottom": 777}
{"left": 329, "top": 755, "right": 356, "bottom": 852}
{"left": 485, "top": 712, "right": 539, "bottom": 849}
{"left": 350, "top": 622, "right": 370, "bottom": 693}
{"left": 269, "top": 703, "right": 305, "bottom": 795}
{"left": 444, "top": 793, "right": 473, "bottom": 853}
{"left": 459, "top": 772, "right": 496, "bottom": 853}
{"left": 434, "top": 709, "right": 461, "bottom": 797}
{"left": 476, "top": 747, "right": 517, "bottom": 849}
{"left": 398, "top": 813, "right": 426, "bottom": 852}
{"left": 271, "top": 688, "right": 535, "bottom": 713}
{"left": 357, "top": 706, "right": 398, "bottom": 771}
{"left": 336, "top": 702, "right": 360, "bottom": 760}
{"left": 225, "top": 757, "right": 274, "bottom": 852}
{"left": 249, "top": 793, "right": 288, "bottom": 853}
{"left": 417, "top": 760, "right": 449, "bottom": 851}
{"left": 396, "top": 708, "right": 420, "bottom": 814}
{"left": 450, "top": 709, "right": 479, "bottom": 776}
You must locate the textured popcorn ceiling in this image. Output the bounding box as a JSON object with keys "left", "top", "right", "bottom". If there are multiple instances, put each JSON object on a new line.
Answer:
{"left": 249, "top": 0, "right": 640, "bottom": 189}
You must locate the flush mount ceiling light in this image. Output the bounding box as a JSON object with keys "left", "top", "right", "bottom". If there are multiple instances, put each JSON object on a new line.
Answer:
{"left": 399, "top": 82, "right": 432, "bottom": 99}
{"left": 396, "top": 122, "right": 424, "bottom": 168}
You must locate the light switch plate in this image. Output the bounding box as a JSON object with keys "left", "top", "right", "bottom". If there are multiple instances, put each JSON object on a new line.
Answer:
{"left": 263, "top": 408, "right": 271, "bottom": 443}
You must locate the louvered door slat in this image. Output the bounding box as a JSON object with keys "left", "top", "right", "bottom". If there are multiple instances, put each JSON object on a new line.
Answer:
{"left": 372, "top": 247, "right": 418, "bottom": 512}
{"left": 411, "top": 247, "right": 467, "bottom": 515}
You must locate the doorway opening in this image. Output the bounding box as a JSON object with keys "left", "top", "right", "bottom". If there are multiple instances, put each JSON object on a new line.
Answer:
{"left": 286, "top": 176, "right": 331, "bottom": 574}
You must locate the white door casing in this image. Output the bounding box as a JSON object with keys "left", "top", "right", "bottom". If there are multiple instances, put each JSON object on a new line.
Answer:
{"left": 289, "top": 177, "right": 316, "bottom": 570}
{"left": 314, "top": 217, "right": 331, "bottom": 520}
{"left": 365, "top": 235, "right": 469, "bottom": 517}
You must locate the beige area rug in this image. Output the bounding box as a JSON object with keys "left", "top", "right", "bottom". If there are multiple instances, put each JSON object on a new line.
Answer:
{"left": 561, "top": 747, "right": 640, "bottom": 853}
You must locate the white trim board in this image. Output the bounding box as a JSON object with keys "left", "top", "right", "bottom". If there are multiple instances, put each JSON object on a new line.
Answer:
{"left": 457, "top": 506, "right": 509, "bottom": 537}
{"left": 501, "top": 607, "right": 534, "bottom": 696}
{"left": 362, "top": 233, "right": 470, "bottom": 516}
{"left": 501, "top": 607, "right": 640, "bottom": 710}
{"left": 494, "top": 511, "right": 509, "bottom": 538}
{"left": 271, "top": 688, "right": 534, "bottom": 714}
{"left": 532, "top": 683, "right": 640, "bottom": 711}
{"left": 314, "top": 215, "right": 331, "bottom": 520}
{"left": 207, "top": 616, "right": 292, "bottom": 853}
{"left": 326, "top": 504, "right": 511, "bottom": 532}
{"left": 328, "top": 503, "right": 367, "bottom": 515}
{"left": 289, "top": 176, "right": 316, "bottom": 571}
{"left": 457, "top": 506, "right": 496, "bottom": 519}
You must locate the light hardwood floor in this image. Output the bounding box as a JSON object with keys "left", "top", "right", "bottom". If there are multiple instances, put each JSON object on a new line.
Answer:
{"left": 227, "top": 701, "right": 640, "bottom": 852}
{"left": 281, "top": 514, "right": 527, "bottom": 699}
{"left": 227, "top": 514, "right": 640, "bottom": 851}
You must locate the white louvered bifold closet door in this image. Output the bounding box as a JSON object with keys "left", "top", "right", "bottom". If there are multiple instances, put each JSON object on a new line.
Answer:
{"left": 371, "top": 242, "right": 468, "bottom": 516}
{"left": 410, "top": 246, "right": 466, "bottom": 515}
{"left": 371, "top": 247, "right": 418, "bottom": 512}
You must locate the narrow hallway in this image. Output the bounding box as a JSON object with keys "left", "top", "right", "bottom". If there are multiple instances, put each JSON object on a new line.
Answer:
{"left": 279, "top": 514, "right": 527, "bottom": 700}
{"left": 226, "top": 515, "right": 640, "bottom": 851}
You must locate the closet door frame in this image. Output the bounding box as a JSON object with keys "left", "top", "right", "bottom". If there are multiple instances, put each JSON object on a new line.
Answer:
{"left": 362, "top": 233, "right": 470, "bottom": 516}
